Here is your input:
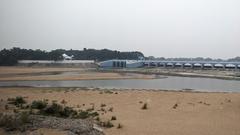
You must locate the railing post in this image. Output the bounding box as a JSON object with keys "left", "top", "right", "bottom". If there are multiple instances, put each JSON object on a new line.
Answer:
{"left": 223, "top": 64, "right": 226, "bottom": 70}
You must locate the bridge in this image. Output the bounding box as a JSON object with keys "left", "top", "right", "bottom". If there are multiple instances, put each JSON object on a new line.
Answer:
{"left": 143, "top": 60, "right": 240, "bottom": 69}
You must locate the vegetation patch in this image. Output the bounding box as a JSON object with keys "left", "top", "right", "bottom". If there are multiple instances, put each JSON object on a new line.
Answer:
{"left": 100, "top": 104, "right": 106, "bottom": 107}
{"left": 111, "top": 116, "right": 117, "bottom": 121}
{"left": 77, "top": 110, "right": 99, "bottom": 119}
{"left": 3, "top": 96, "right": 118, "bottom": 131}
{"left": 99, "top": 120, "right": 114, "bottom": 128}
{"left": 172, "top": 103, "right": 178, "bottom": 109}
{"left": 0, "top": 112, "right": 30, "bottom": 131}
{"left": 31, "top": 100, "right": 48, "bottom": 110}
{"left": 108, "top": 107, "right": 113, "bottom": 112}
{"left": 104, "top": 90, "right": 113, "bottom": 94}
{"left": 117, "top": 123, "right": 123, "bottom": 129}
{"left": 141, "top": 103, "right": 148, "bottom": 110}
{"left": 7, "top": 96, "right": 26, "bottom": 107}
{"left": 40, "top": 103, "right": 78, "bottom": 118}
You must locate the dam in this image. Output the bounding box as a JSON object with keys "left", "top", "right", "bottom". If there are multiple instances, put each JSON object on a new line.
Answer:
{"left": 99, "top": 60, "right": 240, "bottom": 70}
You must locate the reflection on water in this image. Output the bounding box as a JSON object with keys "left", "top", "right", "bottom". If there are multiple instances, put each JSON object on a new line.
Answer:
{"left": 1, "top": 76, "right": 240, "bottom": 92}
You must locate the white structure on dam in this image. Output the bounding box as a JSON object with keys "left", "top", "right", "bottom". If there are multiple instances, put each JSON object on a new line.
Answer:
{"left": 145, "top": 60, "right": 240, "bottom": 69}
{"left": 99, "top": 60, "right": 240, "bottom": 70}
{"left": 99, "top": 60, "right": 144, "bottom": 68}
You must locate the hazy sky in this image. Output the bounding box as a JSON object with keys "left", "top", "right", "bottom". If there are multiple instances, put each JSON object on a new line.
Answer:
{"left": 0, "top": 0, "right": 240, "bottom": 58}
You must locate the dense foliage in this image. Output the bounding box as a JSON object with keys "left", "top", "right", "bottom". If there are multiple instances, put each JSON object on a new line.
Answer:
{"left": 0, "top": 47, "right": 144, "bottom": 66}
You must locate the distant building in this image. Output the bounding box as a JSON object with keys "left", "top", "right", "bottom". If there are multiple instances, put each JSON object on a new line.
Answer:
{"left": 62, "top": 53, "right": 74, "bottom": 60}
{"left": 18, "top": 60, "right": 96, "bottom": 68}
{"left": 99, "top": 60, "right": 144, "bottom": 68}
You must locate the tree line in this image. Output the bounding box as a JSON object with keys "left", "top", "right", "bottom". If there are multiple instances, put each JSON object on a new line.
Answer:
{"left": 0, "top": 47, "right": 144, "bottom": 66}
{"left": 1, "top": 47, "right": 239, "bottom": 66}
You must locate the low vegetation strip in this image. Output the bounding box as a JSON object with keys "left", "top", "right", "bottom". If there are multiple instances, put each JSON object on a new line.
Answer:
{"left": 0, "top": 113, "right": 104, "bottom": 135}
{"left": 0, "top": 95, "right": 122, "bottom": 135}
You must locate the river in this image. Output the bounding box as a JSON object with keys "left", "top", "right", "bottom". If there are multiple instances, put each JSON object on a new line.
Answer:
{"left": 1, "top": 76, "right": 240, "bottom": 92}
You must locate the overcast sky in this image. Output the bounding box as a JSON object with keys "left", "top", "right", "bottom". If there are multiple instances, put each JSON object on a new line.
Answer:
{"left": 0, "top": 0, "right": 240, "bottom": 58}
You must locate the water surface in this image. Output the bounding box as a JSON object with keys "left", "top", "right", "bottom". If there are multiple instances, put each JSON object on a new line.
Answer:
{"left": 1, "top": 76, "right": 240, "bottom": 92}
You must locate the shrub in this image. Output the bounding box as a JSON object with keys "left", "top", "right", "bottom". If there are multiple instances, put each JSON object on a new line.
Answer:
{"left": 78, "top": 111, "right": 89, "bottom": 119}
{"left": 42, "top": 103, "right": 63, "bottom": 116}
{"left": 100, "top": 104, "right": 106, "bottom": 107}
{"left": 172, "top": 103, "right": 178, "bottom": 109}
{"left": 108, "top": 107, "right": 113, "bottom": 112}
{"left": 31, "top": 100, "right": 48, "bottom": 110}
{"left": 111, "top": 116, "right": 117, "bottom": 121}
{"left": 13, "top": 109, "right": 19, "bottom": 113}
{"left": 52, "top": 100, "right": 58, "bottom": 103}
{"left": 8, "top": 96, "right": 26, "bottom": 107}
{"left": 60, "top": 107, "right": 77, "bottom": 118}
{"left": 60, "top": 99, "right": 67, "bottom": 105}
{"left": 76, "top": 110, "right": 99, "bottom": 119}
{"left": 4, "top": 105, "right": 8, "bottom": 110}
{"left": 19, "top": 112, "right": 30, "bottom": 124}
{"left": 104, "top": 90, "right": 113, "bottom": 94}
{"left": 86, "top": 108, "right": 94, "bottom": 112}
{"left": 100, "top": 121, "right": 114, "bottom": 128}
{"left": 60, "top": 107, "right": 77, "bottom": 117}
{"left": 0, "top": 112, "right": 30, "bottom": 131}
{"left": 100, "top": 108, "right": 106, "bottom": 112}
{"left": 95, "top": 117, "right": 100, "bottom": 121}
{"left": 0, "top": 114, "right": 17, "bottom": 131}
{"left": 89, "top": 111, "right": 99, "bottom": 117}
{"left": 141, "top": 103, "right": 148, "bottom": 110}
{"left": 40, "top": 103, "right": 78, "bottom": 118}
{"left": 102, "top": 121, "right": 114, "bottom": 128}
{"left": 14, "top": 97, "right": 26, "bottom": 105}
{"left": 117, "top": 123, "right": 122, "bottom": 129}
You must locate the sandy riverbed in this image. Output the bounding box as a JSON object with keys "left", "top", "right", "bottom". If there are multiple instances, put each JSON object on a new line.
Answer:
{"left": 0, "top": 66, "right": 155, "bottom": 81}
{"left": 1, "top": 66, "right": 240, "bottom": 81}
{"left": 0, "top": 87, "right": 240, "bottom": 135}
{"left": 103, "top": 68, "right": 240, "bottom": 80}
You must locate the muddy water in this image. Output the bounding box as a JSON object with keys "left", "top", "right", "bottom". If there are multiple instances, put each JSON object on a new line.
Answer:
{"left": 0, "top": 76, "right": 240, "bottom": 92}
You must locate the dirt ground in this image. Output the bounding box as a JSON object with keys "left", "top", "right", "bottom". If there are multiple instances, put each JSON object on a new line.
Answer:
{"left": 0, "top": 87, "right": 240, "bottom": 135}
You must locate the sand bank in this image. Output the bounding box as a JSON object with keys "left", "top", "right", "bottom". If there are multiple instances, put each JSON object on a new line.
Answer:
{"left": 0, "top": 67, "right": 155, "bottom": 81}
{"left": 0, "top": 87, "right": 239, "bottom": 135}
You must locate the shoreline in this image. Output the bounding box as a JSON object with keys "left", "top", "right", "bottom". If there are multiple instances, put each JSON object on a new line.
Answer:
{"left": 98, "top": 68, "right": 240, "bottom": 81}
{"left": 0, "top": 66, "right": 240, "bottom": 81}
{"left": 0, "top": 86, "right": 237, "bottom": 93}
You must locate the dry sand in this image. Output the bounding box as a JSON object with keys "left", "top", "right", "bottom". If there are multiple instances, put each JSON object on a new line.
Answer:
{"left": 0, "top": 66, "right": 155, "bottom": 81}
{"left": 1, "top": 66, "right": 239, "bottom": 81}
{"left": 0, "top": 87, "right": 240, "bottom": 135}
